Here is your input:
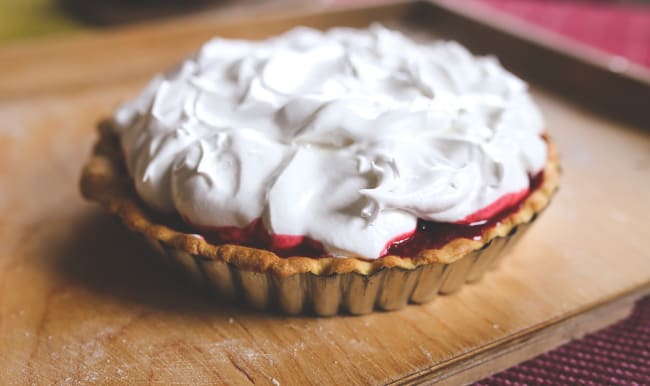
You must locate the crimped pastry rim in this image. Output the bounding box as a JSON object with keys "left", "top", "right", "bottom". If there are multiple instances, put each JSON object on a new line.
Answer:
{"left": 80, "top": 120, "right": 560, "bottom": 277}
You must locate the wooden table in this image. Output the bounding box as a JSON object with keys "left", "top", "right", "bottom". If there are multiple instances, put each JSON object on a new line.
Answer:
{"left": 1, "top": 2, "right": 649, "bottom": 384}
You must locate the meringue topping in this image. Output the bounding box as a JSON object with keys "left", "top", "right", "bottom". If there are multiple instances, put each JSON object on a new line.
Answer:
{"left": 114, "top": 24, "right": 547, "bottom": 259}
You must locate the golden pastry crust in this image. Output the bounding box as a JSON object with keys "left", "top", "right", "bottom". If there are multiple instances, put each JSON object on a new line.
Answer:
{"left": 81, "top": 120, "right": 560, "bottom": 278}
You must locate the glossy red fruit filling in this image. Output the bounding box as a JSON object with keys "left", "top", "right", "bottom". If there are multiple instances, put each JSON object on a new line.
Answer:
{"left": 186, "top": 217, "right": 326, "bottom": 258}
{"left": 187, "top": 172, "right": 544, "bottom": 258}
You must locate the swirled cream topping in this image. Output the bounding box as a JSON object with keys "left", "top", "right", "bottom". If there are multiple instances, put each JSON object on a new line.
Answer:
{"left": 114, "top": 24, "right": 547, "bottom": 259}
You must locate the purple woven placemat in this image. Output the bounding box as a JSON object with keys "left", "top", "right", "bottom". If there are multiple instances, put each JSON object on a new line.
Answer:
{"left": 475, "top": 296, "right": 650, "bottom": 385}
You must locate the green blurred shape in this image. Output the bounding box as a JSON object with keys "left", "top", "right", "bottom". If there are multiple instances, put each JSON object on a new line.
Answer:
{"left": 0, "top": 0, "right": 85, "bottom": 43}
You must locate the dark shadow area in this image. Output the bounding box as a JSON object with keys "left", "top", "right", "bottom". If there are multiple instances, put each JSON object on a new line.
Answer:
{"left": 57, "top": 0, "right": 231, "bottom": 26}
{"left": 49, "top": 208, "right": 277, "bottom": 318}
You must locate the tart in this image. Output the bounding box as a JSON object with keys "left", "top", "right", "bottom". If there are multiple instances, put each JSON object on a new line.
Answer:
{"left": 80, "top": 25, "right": 560, "bottom": 315}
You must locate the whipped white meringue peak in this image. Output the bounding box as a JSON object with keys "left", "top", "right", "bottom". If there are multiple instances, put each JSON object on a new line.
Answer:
{"left": 114, "top": 24, "right": 547, "bottom": 259}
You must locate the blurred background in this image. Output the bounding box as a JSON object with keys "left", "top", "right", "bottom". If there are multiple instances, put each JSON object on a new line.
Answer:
{"left": 1, "top": 0, "right": 649, "bottom": 70}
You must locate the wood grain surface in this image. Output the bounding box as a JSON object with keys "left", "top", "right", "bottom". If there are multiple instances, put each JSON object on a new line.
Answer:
{"left": 1, "top": 2, "right": 649, "bottom": 385}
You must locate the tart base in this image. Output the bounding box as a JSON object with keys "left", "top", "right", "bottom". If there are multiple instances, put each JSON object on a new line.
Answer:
{"left": 80, "top": 121, "right": 559, "bottom": 315}
{"left": 146, "top": 218, "right": 537, "bottom": 315}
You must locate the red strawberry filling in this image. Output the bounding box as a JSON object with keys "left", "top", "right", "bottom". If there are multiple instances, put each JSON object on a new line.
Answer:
{"left": 186, "top": 171, "right": 544, "bottom": 258}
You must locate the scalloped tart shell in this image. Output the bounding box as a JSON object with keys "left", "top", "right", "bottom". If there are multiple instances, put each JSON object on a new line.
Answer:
{"left": 80, "top": 121, "right": 560, "bottom": 315}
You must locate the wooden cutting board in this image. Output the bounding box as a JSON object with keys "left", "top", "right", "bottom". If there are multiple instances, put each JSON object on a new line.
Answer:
{"left": 1, "top": 2, "right": 649, "bottom": 385}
